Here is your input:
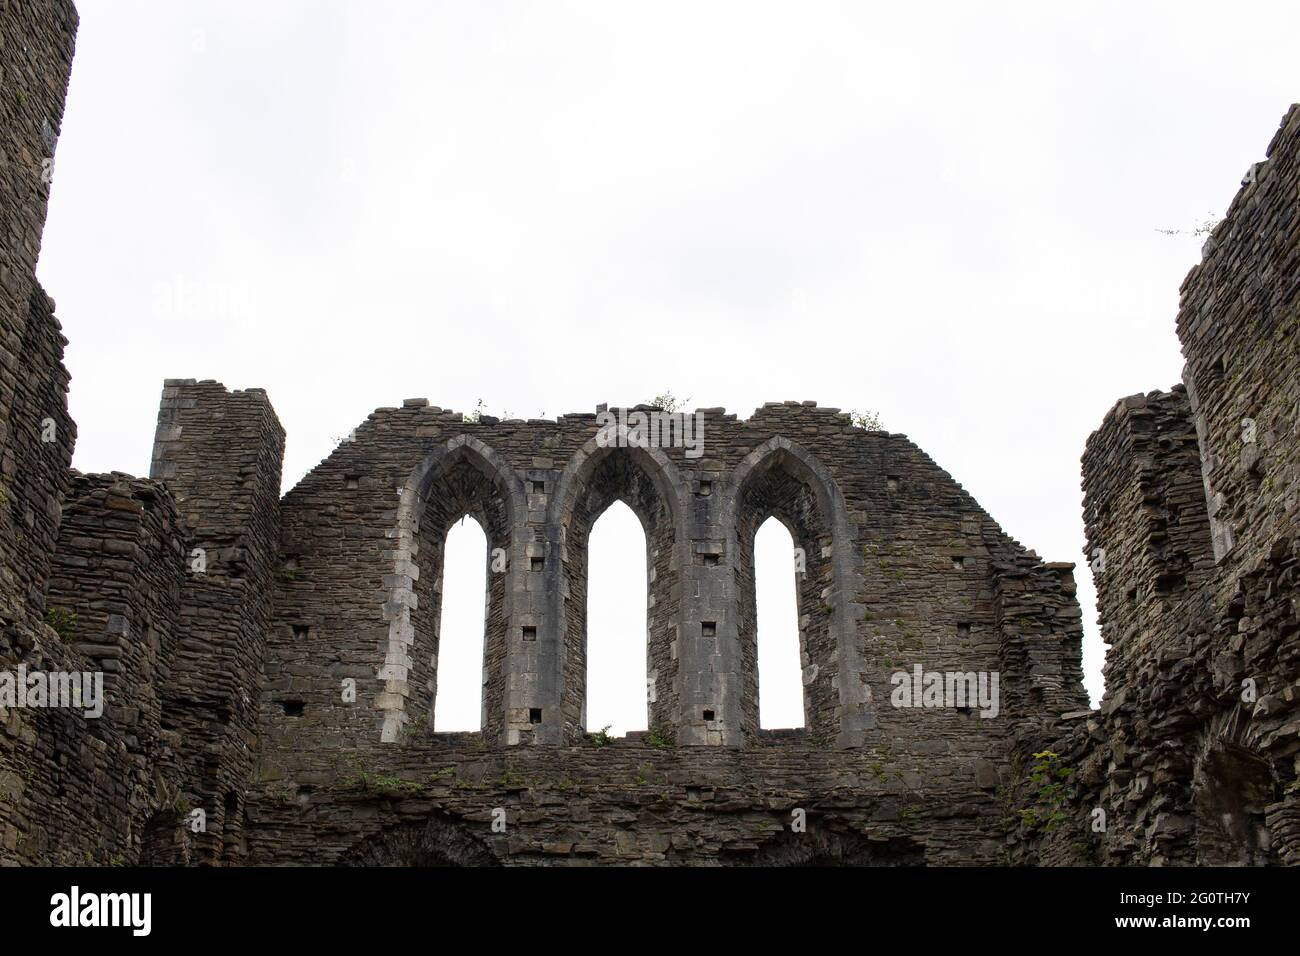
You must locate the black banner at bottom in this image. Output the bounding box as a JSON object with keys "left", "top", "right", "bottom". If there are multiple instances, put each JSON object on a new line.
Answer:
{"left": 0, "top": 865, "right": 1280, "bottom": 941}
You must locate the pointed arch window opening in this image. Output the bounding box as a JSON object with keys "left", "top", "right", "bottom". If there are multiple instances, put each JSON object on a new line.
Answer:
{"left": 755, "top": 516, "right": 806, "bottom": 730}
{"left": 585, "top": 500, "right": 650, "bottom": 738}
{"left": 433, "top": 514, "right": 489, "bottom": 733}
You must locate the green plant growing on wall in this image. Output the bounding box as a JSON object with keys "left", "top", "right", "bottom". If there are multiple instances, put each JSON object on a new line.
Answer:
{"left": 462, "top": 398, "right": 487, "bottom": 423}
{"left": 850, "top": 408, "right": 883, "bottom": 430}
{"left": 461, "top": 399, "right": 522, "bottom": 422}
{"left": 1017, "top": 750, "right": 1072, "bottom": 831}
{"left": 1071, "top": 838, "right": 1099, "bottom": 866}
{"left": 390, "top": 706, "right": 430, "bottom": 745}
{"left": 586, "top": 724, "right": 614, "bottom": 747}
{"left": 44, "top": 608, "right": 77, "bottom": 642}
{"left": 647, "top": 391, "right": 689, "bottom": 412}
{"left": 496, "top": 769, "right": 526, "bottom": 789}
{"left": 264, "top": 782, "right": 297, "bottom": 805}
{"left": 427, "top": 767, "right": 456, "bottom": 784}
{"left": 355, "top": 771, "right": 425, "bottom": 797}
{"left": 645, "top": 725, "right": 675, "bottom": 749}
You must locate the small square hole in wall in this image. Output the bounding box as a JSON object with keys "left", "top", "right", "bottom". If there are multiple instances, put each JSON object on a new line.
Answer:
{"left": 291, "top": 624, "right": 310, "bottom": 640}
{"left": 702, "top": 553, "right": 720, "bottom": 567}
{"left": 532, "top": 480, "right": 545, "bottom": 494}
{"left": 280, "top": 700, "right": 305, "bottom": 717}
{"left": 957, "top": 622, "right": 971, "bottom": 639}
{"left": 701, "top": 621, "right": 716, "bottom": 637}
{"left": 702, "top": 709, "right": 715, "bottom": 721}
{"left": 529, "top": 708, "right": 543, "bottom": 724}
{"left": 1127, "top": 588, "right": 1138, "bottom": 603}
{"left": 886, "top": 476, "right": 900, "bottom": 493}
{"left": 345, "top": 475, "right": 360, "bottom": 490}
{"left": 522, "top": 626, "right": 537, "bottom": 641}
{"left": 697, "top": 480, "right": 713, "bottom": 497}
{"left": 951, "top": 556, "right": 967, "bottom": 570}
{"left": 530, "top": 557, "right": 545, "bottom": 572}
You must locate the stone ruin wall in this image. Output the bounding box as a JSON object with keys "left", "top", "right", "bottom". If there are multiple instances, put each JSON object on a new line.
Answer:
{"left": 1181, "top": 108, "right": 1300, "bottom": 577}
{"left": 0, "top": 0, "right": 1294, "bottom": 867}
{"left": 0, "top": 0, "right": 84, "bottom": 863}
{"left": 1, "top": 17, "right": 287, "bottom": 863}
{"left": 1019, "top": 105, "right": 1300, "bottom": 867}
{"left": 2, "top": 377, "right": 284, "bottom": 865}
{"left": 259, "top": 400, "right": 1084, "bottom": 757}
{"left": 34, "top": 473, "right": 186, "bottom": 863}
{"left": 1, "top": 2, "right": 285, "bottom": 864}
{"left": 147, "top": 380, "right": 285, "bottom": 864}
{"left": 0, "top": 0, "right": 77, "bottom": 635}
{"left": 246, "top": 397, "right": 1084, "bottom": 864}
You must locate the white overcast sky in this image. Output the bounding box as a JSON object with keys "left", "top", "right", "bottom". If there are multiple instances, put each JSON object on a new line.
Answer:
{"left": 38, "top": 1, "right": 1300, "bottom": 733}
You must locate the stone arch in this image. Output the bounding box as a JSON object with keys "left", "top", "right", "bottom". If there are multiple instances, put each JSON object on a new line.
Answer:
{"left": 1191, "top": 709, "right": 1280, "bottom": 865}
{"left": 546, "top": 428, "right": 687, "bottom": 743}
{"left": 726, "top": 824, "right": 925, "bottom": 866}
{"left": 724, "top": 437, "right": 871, "bottom": 747}
{"left": 138, "top": 810, "right": 192, "bottom": 866}
{"left": 339, "top": 814, "right": 500, "bottom": 867}
{"left": 380, "top": 436, "right": 528, "bottom": 744}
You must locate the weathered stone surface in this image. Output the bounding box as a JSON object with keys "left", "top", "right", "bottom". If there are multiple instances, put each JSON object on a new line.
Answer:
{"left": 237, "top": 398, "right": 1084, "bottom": 863}
{"left": 1015, "top": 106, "right": 1300, "bottom": 867}
{"left": 0, "top": 2, "right": 1295, "bottom": 867}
